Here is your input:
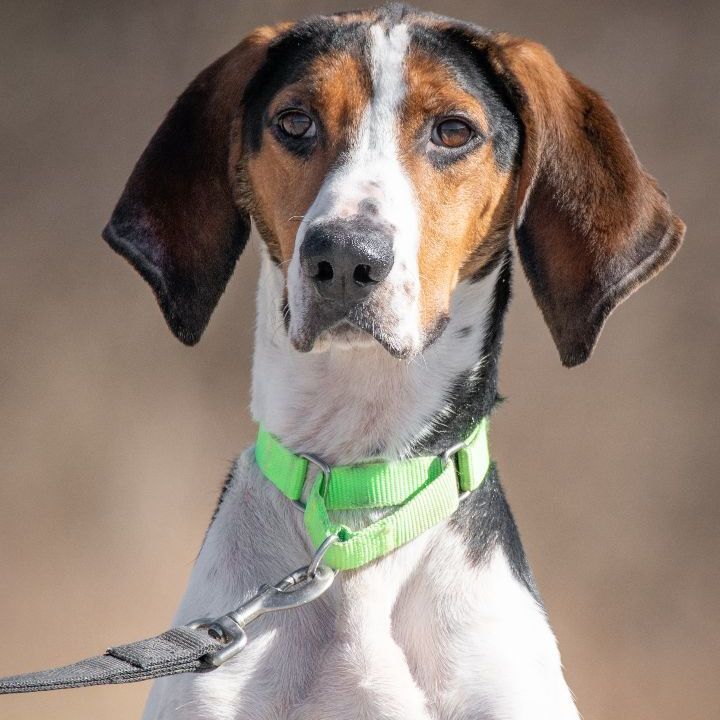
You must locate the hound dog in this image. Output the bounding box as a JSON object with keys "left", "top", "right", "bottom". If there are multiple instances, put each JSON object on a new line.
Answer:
{"left": 103, "top": 5, "right": 684, "bottom": 719}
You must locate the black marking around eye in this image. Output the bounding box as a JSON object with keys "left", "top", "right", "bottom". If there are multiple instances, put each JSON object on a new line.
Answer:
{"left": 409, "top": 24, "right": 521, "bottom": 172}
{"left": 269, "top": 115, "right": 319, "bottom": 159}
{"left": 425, "top": 129, "right": 488, "bottom": 170}
{"left": 242, "top": 20, "right": 370, "bottom": 157}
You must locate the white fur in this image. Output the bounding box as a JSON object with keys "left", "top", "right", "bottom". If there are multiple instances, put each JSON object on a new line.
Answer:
{"left": 253, "top": 252, "right": 502, "bottom": 464}
{"left": 143, "top": 252, "right": 579, "bottom": 719}
{"left": 288, "top": 23, "right": 423, "bottom": 356}
{"left": 143, "top": 20, "right": 579, "bottom": 720}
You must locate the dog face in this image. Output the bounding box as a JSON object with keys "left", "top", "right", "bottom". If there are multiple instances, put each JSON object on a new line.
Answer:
{"left": 240, "top": 19, "right": 519, "bottom": 357}
{"left": 104, "top": 5, "right": 683, "bottom": 366}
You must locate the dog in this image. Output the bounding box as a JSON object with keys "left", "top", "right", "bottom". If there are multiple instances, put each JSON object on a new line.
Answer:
{"left": 103, "top": 4, "right": 684, "bottom": 718}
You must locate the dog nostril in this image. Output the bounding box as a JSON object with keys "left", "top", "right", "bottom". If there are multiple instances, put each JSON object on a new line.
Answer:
{"left": 315, "top": 260, "right": 334, "bottom": 282}
{"left": 353, "top": 264, "right": 373, "bottom": 285}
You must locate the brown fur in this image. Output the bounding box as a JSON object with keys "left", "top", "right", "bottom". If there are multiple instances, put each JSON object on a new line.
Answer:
{"left": 487, "top": 33, "right": 685, "bottom": 365}
{"left": 103, "top": 23, "right": 290, "bottom": 345}
{"left": 400, "top": 50, "right": 515, "bottom": 329}
{"left": 104, "top": 11, "right": 683, "bottom": 365}
{"left": 245, "top": 50, "right": 371, "bottom": 269}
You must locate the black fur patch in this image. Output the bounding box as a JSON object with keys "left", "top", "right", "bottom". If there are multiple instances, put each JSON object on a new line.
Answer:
{"left": 449, "top": 463, "right": 541, "bottom": 603}
{"left": 413, "top": 248, "right": 511, "bottom": 455}
{"left": 201, "top": 461, "right": 237, "bottom": 549}
{"left": 409, "top": 251, "right": 537, "bottom": 597}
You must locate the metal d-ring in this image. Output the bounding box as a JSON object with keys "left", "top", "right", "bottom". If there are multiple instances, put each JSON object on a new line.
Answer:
{"left": 302, "top": 452, "right": 331, "bottom": 496}
{"left": 439, "top": 438, "right": 471, "bottom": 502}
{"left": 439, "top": 438, "right": 469, "bottom": 467}
{"left": 289, "top": 451, "right": 331, "bottom": 513}
{"left": 287, "top": 453, "right": 331, "bottom": 512}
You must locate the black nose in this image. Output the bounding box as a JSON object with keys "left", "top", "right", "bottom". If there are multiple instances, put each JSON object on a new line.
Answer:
{"left": 300, "top": 218, "right": 394, "bottom": 305}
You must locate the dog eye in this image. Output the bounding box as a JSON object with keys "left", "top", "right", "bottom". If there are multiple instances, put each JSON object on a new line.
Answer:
{"left": 277, "top": 111, "right": 316, "bottom": 139}
{"left": 431, "top": 118, "right": 474, "bottom": 148}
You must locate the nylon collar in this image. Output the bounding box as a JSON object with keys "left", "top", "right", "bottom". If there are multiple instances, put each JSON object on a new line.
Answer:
{"left": 255, "top": 419, "right": 490, "bottom": 570}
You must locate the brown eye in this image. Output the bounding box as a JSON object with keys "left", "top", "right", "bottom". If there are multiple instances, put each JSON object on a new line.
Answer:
{"left": 431, "top": 118, "right": 474, "bottom": 148}
{"left": 278, "top": 111, "right": 316, "bottom": 139}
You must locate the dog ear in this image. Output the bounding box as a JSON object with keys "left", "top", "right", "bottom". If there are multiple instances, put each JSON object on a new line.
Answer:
{"left": 103, "top": 25, "right": 286, "bottom": 345}
{"left": 487, "top": 34, "right": 685, "bottom": 367}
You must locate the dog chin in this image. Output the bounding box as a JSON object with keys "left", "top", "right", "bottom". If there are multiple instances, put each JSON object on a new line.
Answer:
{"left": 290, "top": 319, "right": 414, "bottom": 359}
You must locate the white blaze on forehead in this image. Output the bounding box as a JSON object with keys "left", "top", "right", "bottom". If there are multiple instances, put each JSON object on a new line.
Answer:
{"left": 289, "top": 22, "right": 423, "bottom": 353}
{"left": 363, "top": 23, "right": 421, "bottom": 350}
{"left": 362, "top": 23, "right": 411, "bottom": 169}
{"left": 298, "top": 22, "right": 416, "bottom": 224}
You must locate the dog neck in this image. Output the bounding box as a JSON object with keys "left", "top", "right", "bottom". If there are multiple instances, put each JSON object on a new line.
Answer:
{"left": 250, "top": 247, "right": 511, "bottom": 466}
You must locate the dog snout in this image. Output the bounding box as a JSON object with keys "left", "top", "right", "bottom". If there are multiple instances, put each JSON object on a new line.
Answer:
{"left": 300, "top": 218, "right": 394, "bottom": 305}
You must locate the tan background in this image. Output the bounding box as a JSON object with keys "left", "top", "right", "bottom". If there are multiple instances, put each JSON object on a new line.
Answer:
{"left": 1, "top": 1, "right": 718, "bottom": 718}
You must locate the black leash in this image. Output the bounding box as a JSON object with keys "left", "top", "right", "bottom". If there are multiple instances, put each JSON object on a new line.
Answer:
{"left": 0, "top": 543, "right": 336, "bottom": 695}
{"left": 0, "top": 628, "right": 222, "bottom": 694}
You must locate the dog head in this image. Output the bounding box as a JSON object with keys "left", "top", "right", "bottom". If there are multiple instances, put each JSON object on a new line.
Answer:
{"left": 104, "top": 5, "right": 684, "bottom": 366}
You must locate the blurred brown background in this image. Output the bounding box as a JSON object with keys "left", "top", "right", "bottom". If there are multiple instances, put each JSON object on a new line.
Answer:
{"left": 1, "top": 1, "right": 717, "bottom": 718}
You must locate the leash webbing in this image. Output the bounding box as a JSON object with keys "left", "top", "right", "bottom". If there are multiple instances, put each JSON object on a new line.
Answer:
{"left": 0, "top": 628, "right": 223, "bottom": 694}
{"left": 256, "top": 419, "right": 490, "bottom": 570}
{"left": 0, "top": 420, "right": 491, "bottom": 695}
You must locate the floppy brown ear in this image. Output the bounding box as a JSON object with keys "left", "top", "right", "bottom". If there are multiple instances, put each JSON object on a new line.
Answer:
{"left": 489, "top": 34, "right": 685, "bottom": 367}
{"left": 103, "top": 25, "right": 284, "bottom": 345}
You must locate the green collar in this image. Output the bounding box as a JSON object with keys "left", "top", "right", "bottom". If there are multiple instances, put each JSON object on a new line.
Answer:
{"left": 255, "top": 419, "right": 490, "bottom": 571}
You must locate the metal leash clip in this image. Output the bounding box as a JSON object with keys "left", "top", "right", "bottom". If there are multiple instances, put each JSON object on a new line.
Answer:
{"left": 188, "top": 534, "right": 338, "bottom": 668}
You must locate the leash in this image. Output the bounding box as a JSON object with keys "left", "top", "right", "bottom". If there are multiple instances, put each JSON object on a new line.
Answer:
{"left": 0, "top": 420, "right": 490, "bottom": 695}
{"left": 0, "top": 538, "right": 337, "bottom": 694}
